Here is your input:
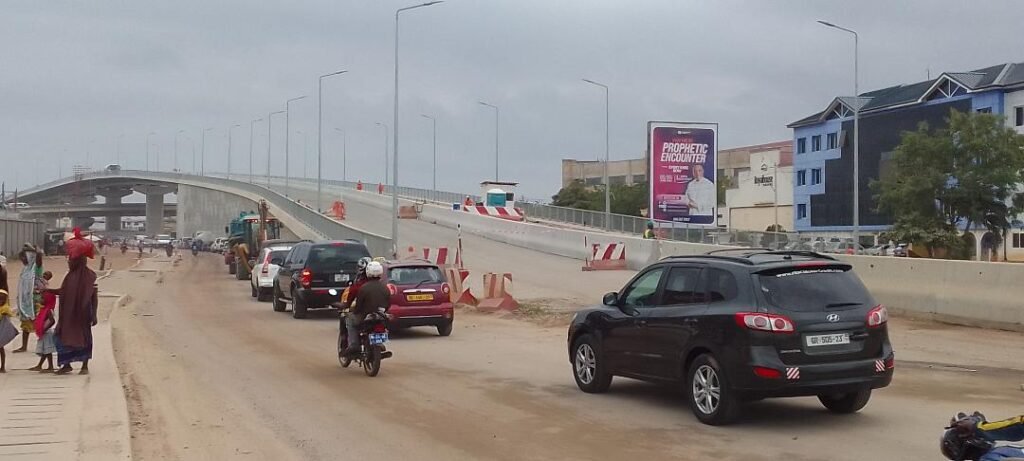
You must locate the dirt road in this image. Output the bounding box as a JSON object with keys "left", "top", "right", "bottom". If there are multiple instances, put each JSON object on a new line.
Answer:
{"left": 103, "top": 253, "right": 1024, "bottom": 461}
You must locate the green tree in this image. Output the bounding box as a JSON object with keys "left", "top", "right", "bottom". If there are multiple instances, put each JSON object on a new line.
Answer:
{"left": 717, "top": 174, "right": 734, "bottom": 206}
{"left": 551, "top": 180, "right": 599, "bottom": 210}
{"left": 872, "top": 110, "right": 1024, "bottom": 258}
{"left": 551, "top": 180, "right": 651, "bottom": 217}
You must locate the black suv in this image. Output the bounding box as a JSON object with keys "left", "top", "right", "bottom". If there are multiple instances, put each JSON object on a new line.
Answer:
{"left": 566, "top": 250, "right": 894, "bottom": 425}
{"left": 273, "top": 240, "right": 371, "bottom": 319}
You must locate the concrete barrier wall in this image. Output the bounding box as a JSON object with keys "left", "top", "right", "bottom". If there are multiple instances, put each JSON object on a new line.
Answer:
{"left": 343, "top": 189, "right": 1024, "bottom": 330}
{"left": 176, "top": 185, "right": 259, "bottom": 239}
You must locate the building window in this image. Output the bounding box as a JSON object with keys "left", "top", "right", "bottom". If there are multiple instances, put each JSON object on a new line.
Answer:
{"left": 797, "top": 138, "right": 807, "bottom": 154}
{"left": 811, "top": 168, "right": 822, "bottom": 185}
{"left": 796, "top": 170, "right": 806, "bottom": 186}
{"left": 632, "top": 174, "right": 646, "bottom": 183}
{"left": 797, "top": 204, "right": 807, "bottom": 219}
{"left": 827, "top": 133, "right": 838, "bottom": 149}
{"left": 1016, "top": 107, "right": 1023, "bottom": 127}
{"left": 609, "top": 175, "right": 627, "bottom": 186}
{"left": 977, "top": 107, "right": 992, "bottom": 114}
{"left": 1014, "top": 233, "right": 1024, "bottom": 249}
{"left": 812, "top": 135, "right": 821, "bottom": 151}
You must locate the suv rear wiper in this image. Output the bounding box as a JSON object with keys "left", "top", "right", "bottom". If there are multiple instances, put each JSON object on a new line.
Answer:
{"left": 825, "top": 302, "right": 862, "bottom": 309}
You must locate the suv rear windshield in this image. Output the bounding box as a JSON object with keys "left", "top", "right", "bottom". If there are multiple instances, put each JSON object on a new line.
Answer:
{"left": 389, "top": 266, "right": 444, "bottom": 285}
{"left": 757, "top": 267, "right": 873, "bottom": 312}
{"left": 308, "top": 244, "right": 370, "bottom": 271}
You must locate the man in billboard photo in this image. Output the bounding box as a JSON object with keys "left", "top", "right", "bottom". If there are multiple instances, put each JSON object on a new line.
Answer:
{"left": 685, "top": 163, "right": 715, "bottom": 217}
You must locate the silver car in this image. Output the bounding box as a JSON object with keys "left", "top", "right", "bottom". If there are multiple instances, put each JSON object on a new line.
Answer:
{"left": 251, "top": 244, "right": 295, "bottom": 302}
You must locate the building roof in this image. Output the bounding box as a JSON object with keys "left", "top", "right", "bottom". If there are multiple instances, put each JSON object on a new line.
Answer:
{"left": 789, "top": 61, "right": 1024, "bottom": 128}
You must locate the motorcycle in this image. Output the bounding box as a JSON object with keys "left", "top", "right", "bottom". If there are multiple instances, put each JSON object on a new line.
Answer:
{"left": 164, "top": 245, "right": 174, "bottom": 257}
{"left": 191, "top": 247, "right": 199, "bottom": 256}
{"left": 120, "top": 244, "right": 128, "bottom": 255}
{"left": 337, "top": 304, "right": 392, "bottom": 377}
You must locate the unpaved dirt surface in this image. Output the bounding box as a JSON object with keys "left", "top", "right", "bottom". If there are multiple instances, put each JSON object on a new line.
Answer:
{"left": 104, "top": 252, "right": 1024, "bottom": 461}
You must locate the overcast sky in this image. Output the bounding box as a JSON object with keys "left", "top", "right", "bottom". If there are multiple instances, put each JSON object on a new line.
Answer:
{"left": 3, "top": 0, "right": 1023, "bottom": 199}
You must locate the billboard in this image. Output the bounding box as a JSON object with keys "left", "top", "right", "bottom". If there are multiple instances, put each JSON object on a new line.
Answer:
{"left": 648, "top": 121, "right": 718, "bottom": 227}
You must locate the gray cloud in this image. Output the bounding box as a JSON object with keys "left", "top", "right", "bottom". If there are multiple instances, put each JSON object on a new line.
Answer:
{"left": 2, "top": 0, "right": 1023, "bottom": 200}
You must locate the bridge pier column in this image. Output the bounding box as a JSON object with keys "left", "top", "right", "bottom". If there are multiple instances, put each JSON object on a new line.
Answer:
{"left": 99, "top": 187, "right": 132, "bottom": 232}
{"left": 145, "top": 193, "right": 164, "bottom": 235}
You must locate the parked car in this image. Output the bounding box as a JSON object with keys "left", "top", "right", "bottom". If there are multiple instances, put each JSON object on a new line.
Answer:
{"left": 566, "top": 249, "right": 894, "bottom": 425}
{"left": 273, "top": 240, "right": 371, "bottom": 319}
{"left": 382, "top": 260, "right": 454, "bottom": 336}
{"left": 893, "top": 244, "right": 909, "bottom": 257}
{"left": 250, "top": 240, "right": 303, "bottom": 302}
{"left": 865, "top": 244, "right": 892, "bottom": 256}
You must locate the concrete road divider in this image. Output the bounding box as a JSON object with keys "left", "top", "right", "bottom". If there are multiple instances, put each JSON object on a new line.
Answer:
{"left": 463, "top": 205, "right": 525, "bottom": 221}
{"left": 583, "top": 241, "right": 628, "bottom": 271}
{"left": 477, "top": 272, "right": 517, "bottom": 312}
{"left": 445, "top": 267, "right": 477, "bottom": 306}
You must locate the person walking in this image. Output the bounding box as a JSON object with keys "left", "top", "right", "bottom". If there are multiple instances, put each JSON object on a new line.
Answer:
{"left": 53, "top": 229, "right": 98, "bottom": 375}
{"left": 12, "top": 243, "right": 41, "bottom": 353}
{"left": 0, "top": 289, "right": 18, "bottom": 372}
{"left": 30, "top": 276, "right": 56, "bottom": 373}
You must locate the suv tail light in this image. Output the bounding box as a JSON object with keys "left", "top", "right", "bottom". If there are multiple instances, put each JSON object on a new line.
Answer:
{"left": 300, "top": 269, "right": 313, "bottom": 288}
{"left": 735, "top": 312, "right": 795, "bottom": 334}
{"left": 387, "top": 283, "right": 397, "bottom": 296}
{"left": 867, "top": 305, "right": 888, "bottom": 328}
{"left": 753, "top": 366, "right": 781, "bottom": 379}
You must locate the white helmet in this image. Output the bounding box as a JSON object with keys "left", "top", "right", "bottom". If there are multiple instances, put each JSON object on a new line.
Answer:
{"left": 365, "top": 261, "right": 384, "bottom": 278}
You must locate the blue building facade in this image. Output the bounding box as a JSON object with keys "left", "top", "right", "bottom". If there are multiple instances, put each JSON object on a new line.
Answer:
{"left": 788, "top": 62, "right": 1024, "bottom": 235}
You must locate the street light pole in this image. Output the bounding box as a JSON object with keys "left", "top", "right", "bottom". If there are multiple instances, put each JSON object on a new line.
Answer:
{"left": 267, "top": 110, "right": 284, "bottom": 188}
{"left": 819, "top": 20, "right": 860, "bottom": 253}
{"left": 318, "top": 70, "right": 348, "bottom": 212}
{"left": 583, "top": 78, "right": 611, "bottom": 230}
{"left": 420, "top": 114, "right": 436, "bottom": 201}
{"left": 201, "top": 127, "right": 214, "bottom": 176}
{"left": 249, "top": 118, "right": 262, "bottom": 184}
{"left": 285, "top": 95, "right": 307, "bottom": 198}
{"left": 478, "top": 101, "right": 499, "bottom": 181}
{"left": 175, "top": 129, "right": 185, "bottom": 172}
{"left": 227, "top": 124, "right": 240, "bottom": 180}
{"left": 146, "top": 131, "right": 157, "bottom": 171}
{"left": 334, "top": 128, "right": 347, "bottom": 185}
{"left": 376, "top": 122, "right": 389, "bottom": 185}
{"left": 393, "top": 1, "right": 444, "bottom": 255}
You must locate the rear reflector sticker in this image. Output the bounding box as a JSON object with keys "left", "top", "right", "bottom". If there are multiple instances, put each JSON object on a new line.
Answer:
{"left": 786, "top": 367, "right": 800, "bottom": 380}
{"left": 875, "top": 360, "right": 885, "bottom": 373}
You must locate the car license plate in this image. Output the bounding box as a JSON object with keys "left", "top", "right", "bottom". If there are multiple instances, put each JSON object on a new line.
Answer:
{"left": 406, "top": 294, "right": 433, "bottom": 302}
{"left": 334, "top": 274, "right": 350, "bottom": 283}
{"left": 805, "top": 333, "right": 850, "bottom": 347}
{"left": 369, "top": 332, "right": 388, "bottom": 345}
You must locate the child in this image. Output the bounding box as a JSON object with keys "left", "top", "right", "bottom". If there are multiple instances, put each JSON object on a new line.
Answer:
{"left": 30, "top": 272, "right": 56, "bottom": 372}
{"left": 0, "top": 289, "right": 19, "bottom": 373}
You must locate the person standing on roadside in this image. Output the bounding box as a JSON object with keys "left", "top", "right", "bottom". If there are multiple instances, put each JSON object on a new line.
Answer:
{"left": 12, "top": 243, "right": 41, "bottom": 353}
{"left": 53, "top": 229, "right": 98, "bottom": 375}
{"left": 30, "top": 273, "right": 56, "bottom": 373}
{"left": 0, "top": 251, "right": 8, "bottom": 293}
{"left": 0, "top": 289, "right": 18, "bottom": 372}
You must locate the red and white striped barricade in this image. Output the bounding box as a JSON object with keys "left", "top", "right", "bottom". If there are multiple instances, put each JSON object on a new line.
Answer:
{"left": 582, "top": 241, "right": 628, "bottom": 271}
{"left": 462, "top": 205, "right": 524, "bottom": 222}
{"left": 401, "top": 246, "right": 462, "bottom": 268}
{"left": 444, "top": 267, "right": 477, "bottom": 306}
{"left": 476, "top": 272, "right": 518, "bottom": 312}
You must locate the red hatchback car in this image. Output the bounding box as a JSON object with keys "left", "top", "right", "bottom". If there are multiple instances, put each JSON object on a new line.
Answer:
{"left": 383, "top": 260, "right": 454, "bottom": 336}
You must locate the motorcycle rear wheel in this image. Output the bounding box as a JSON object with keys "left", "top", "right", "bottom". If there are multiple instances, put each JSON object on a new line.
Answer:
{"left": 338, "top": 330, "right": 352, "bottom": 368}
{"left": 363, "top": 346, "right": 382, "bottom": 377}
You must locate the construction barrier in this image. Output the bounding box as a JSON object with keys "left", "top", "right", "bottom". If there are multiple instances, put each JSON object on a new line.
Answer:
{"left": 356, "top": 181, "right": 363, "bottom": 191}
{"left": 583, "top": 241, "right": 628, "bottom": 271}
{"left": 462, "top": 205, "right": 524, "bottom": 222}
{"left": 477, "top": 272, "right": 518, "bottom": 312}
{"left": 398, "top": 205, "right": 419, "bottom": 219}
{"left": 401, "top": 246, "right": 462, "bottom": 268}
{"left": 378, "top": 183, "right": 385, "bottom": 194}
{"left": 330, "top": 200, "right": 347, "bottom": 220}
{"left": 444, "top": 267, "right": 477, "bottom": 306}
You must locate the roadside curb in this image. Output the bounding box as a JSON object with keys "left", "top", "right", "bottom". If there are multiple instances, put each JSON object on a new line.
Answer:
{"left": 85, "top": 266, "right": 133, "bottom": 460}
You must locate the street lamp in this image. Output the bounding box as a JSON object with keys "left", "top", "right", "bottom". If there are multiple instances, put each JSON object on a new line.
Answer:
{"left": 376, "top": 122, "right": 390, "bottom": 185}
{"left": 227, "top": 123, "right": 240, "bottom": 180}
{"left": 175, "top": 129, "right": 186, "bottom": 172}
{"left": 478, "top": 101, "right": 499, "bottom": 181}
{"left": 582, "top": 78, "right": 611, "bottom": 230}
{"left": 267, "top": 110, "right": 285, "bottom": 188}
{"left": 393, "top": 0, "right": 444, "bottom": 254}
{"left": 318, "top": 70, "right": 348, "bottom": 212}
{"left": 285, "top": 95, "right": 307, "bottom": 198}
{"left": 249, "top": 117, "right": 263, "bottom": 183}
{"left": 334, "top": 128, "right": 347, "bottom": 185}
{"left": 818, "top": 20, "right": 860, "bottom": 253}
{"left": 146, "top": 131, "right": 157, "bottom": 171}
{"left": 420, "top": 114, "right": 437, "bottom": 201}
{"left": 200, "top": 127, "right": 214, "bottom": 176}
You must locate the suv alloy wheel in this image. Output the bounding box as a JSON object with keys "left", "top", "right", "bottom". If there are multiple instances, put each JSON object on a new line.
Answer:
{"left": 687, "top": 354, "right": 740, "bottom": 425}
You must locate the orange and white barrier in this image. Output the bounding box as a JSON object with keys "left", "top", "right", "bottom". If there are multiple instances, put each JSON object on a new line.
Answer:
{"left": 477, "top": 272, "right": 518, "bottom": 312}
{"left": 462, "top": 205, "right": 524, "bottom": 222}
{"left": 401, "top": 246, "right": 462, "bottom": 268}
{"left": 330, "top": 200, "right": 347, "bottom": 220}
{"left": 444, "top": 267, "right": 477, "bottom": 306}
{"left": 583, "top": 241, "right": 628, "bottom": 271}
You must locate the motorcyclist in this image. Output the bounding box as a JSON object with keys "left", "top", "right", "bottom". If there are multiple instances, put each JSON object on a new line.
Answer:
{"left": 342, "top": 261, "right": 390, "bottom": 358}
{"left": 942, "top": 412, "right": 1024, "bottom": 460}
{"left": 191, "top": 239, "right": 201, "bottom": 256}
{"left": 341, "top": 257, "right": 373, "bottom": 311}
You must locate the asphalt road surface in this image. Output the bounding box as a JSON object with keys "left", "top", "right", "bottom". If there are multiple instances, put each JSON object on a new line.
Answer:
{"left": 105, "top": 253, "right": 1024, "bottom": 461}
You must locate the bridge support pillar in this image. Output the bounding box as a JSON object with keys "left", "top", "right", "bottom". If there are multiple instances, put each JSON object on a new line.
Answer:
{"left": 145, "top": 193, "right": 164, "bottom": 235}
{"left": 99, "top": 187, "right": 132, "bottom": 232}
